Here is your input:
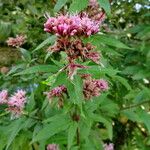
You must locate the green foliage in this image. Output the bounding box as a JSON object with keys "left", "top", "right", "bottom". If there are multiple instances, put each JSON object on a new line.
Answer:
{"left": 54, "top": 0, "right": 68, "bottom": 12}
{"left": 0, "top": 0, "right": 150, "bottom": 150}
{"left": 97, "top": 0, "right": 111, "bottom": 15}
{"left": 69, "top": 0, "right": 88, "bottom": 12}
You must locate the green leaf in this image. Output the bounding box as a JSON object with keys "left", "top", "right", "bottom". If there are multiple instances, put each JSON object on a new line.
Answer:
{"left": 54, "top": 0, "right": 68, "bottom": 12}
{"left": 137, "top": 109, "right": 150, "bottom": 133}
{"left": 7, "top": 64, "right": 26, "bottom": 76}
{"left": 79, "top": 65, "right": 120, "bottom": 77}
{"left": 90, "top": 113, "right": 113, "bottom": 140}
{"left": 99, "top": 99, "right": 119, "bottom": 117}
{"left": 68, "top": 122, "right": 78, "bottom": 150}
{"left": 42, "top": 74, "right": 56, "bottom": 86}
{"left": 90, "top": 35, "right": 131, "bottom": 49}
{"left": 97, "top": 0, "right": 111, "bottom": 15}
{"left": 14, "top": 65, "right": 59, "bottom": 76}
{"left": 32, "top": 35, "right": 56, "bottom": 52}
{"left": 6, "top": 118, "right": 26, "bottom": 150}
{"left": 43, "top": 114, "right": 66, "bottom": 123}
{"left": 113, "top": 75, "right": 132, "bottom": 91}
{"left": 79, "top": 118, "right": 92, "bottom": 141}
{"left": 122, "top": 110, "right": 141, "bottom": 122}
{"left": 19, "top": 48, "right": 31, "bottom": 62}
{"left": 69, "top": 0, "right": 88, "bottom": 12}
{"left": 66, "top": 76, "right": 84, "bottom": 105}
{"left": 52, "top": 71, "right": 68, "bottom": 87}
{"left": 26, "top": 92, "right": 35, "bottom": 111}
{"left": 32, "top": 115, "right": 71, "bottom": 142}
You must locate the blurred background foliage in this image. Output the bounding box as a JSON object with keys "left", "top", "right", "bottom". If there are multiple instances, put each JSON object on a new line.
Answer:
{"left": 0, "top": 0, "right": 150, "bottom": 150}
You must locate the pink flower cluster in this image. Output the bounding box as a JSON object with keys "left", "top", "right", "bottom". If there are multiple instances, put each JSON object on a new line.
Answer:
{"left": 45, "top": 85, "right": 67, "bottom": 108}
{"left": 8, "top": 90, "right": 27, "bottom": 117}
{"left": 44, "top": 14, "right": 99, "bottom": 37}
{"left": 45, "top": 77, "right": 108, "bottom": 103}
{"left": 6, "top": 35, "right": 26, "bottom": 47}
{"left": 83, "top": 77, "right": 108, "bottom": 100}
{"left": 47, "top": 144, "right": 59, "bottom": 150}
{"left": 44, "top": 1, "right": 108, "bottom": 103}
{"left": 0, "top": 90, "right": 8, "bottom": 104}
{"left": 45, "top": 85, "right": 67, "bottom": 99}
{"left": 0, "top": 89, "right": 27, "bottom": 118}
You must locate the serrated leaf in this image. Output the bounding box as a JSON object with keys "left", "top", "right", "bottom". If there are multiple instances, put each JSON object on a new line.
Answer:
{"left": 19, "top": 48, "right": 31, "bottom": 62}
{"left": 6, "top": 118, "right": 26, "bottom": 150}
{"left": 14, "top": 65, "right": 59, "bottom": 76}
{"left": 68, "top": 122, "right": 78, "bottom": 150}
{"left": 90, "top": 35, "right": 131, "bottom": 49}
{"left": 122, "top": 110, "right": 141, "bottom": 122}
{"left": 90, "top": 113, "right": 113, "bottom": 140}
{"left": 52, "top": 71, "right": 68, "bottom": 88}
{"left": 137, "top": 109, "right": 150, "bottom": 133}
{"left": 69, "top": 0, "right": 88, "bottom": 12}
{"left": 7, "top": 64, "right": 26, "bottom": 76}
{"left": 43, "top": 114, "right": 66, "bottom": 123}
{"left": 113, "top": 75, "right": 132, "bottom": 91}
{"left": 26, "top": 92, "right": 35, "bottom": 111}
{"left": 32, "top": 115, "right": 71, "bottom": 142}
{"left": 54, "top": 0, "right": 68, "bottom": 12}
{"left": 32, "top": 35, "right": 56, "bottom": 52}
{"left": 42, "top": 74, "right": 56, "bottom": 86}
{"left": 66, "top": 76, "right": 83, "bottom": 105}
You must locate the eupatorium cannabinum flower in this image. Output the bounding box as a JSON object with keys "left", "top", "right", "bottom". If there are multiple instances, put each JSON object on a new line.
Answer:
{"left": 45, "top": 85, "right": 67, "bottom": 99}
{"left": 95, "top": 79, "right": 109, "bottom": 91}
{"left": 83, "top": 78, "right": 108, "bottom": 100}
{"left": 48, "top": 38, "right": 100, "bottom": 64}
{"left": 103, "top": 143, "right": 114, "bottom": 150}
{"left": 7, "top": 90, "right": 27, "bottom": 117}
{"left": 0, "top": 90, "right": 8, "bottom": 104}
{"left": 47, "top": 144, "right": 59, "bottom": 150}
{"left": 44, "top": 14, "right": 100, "bottom": 37}
{"left": 6, "top": 35, "right": 26, "bottom": 47}
{"left": 45, "top": 85, "right": 67, "bottom": 108}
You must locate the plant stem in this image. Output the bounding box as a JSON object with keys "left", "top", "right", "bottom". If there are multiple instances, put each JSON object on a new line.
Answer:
{"left": 121, "top": 100, "right": 150, "bottom": 110}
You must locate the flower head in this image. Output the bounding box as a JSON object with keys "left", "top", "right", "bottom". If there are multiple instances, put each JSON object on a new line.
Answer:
{"left": 6, "top": 35, "right": 26, "bottom": 47}
{"left": 83, "top": 78, "right": 108, "bottom": 100}
{"left": 45, "top": 85, "right": 67, "bottom": 108}
{"left": 83, "top": 78, "right": 101, "bottom": 99}
{"left": 95, "top": 79, "right": 109, "bottom": 91}
{"left": 44, "top": 14, "right": 100, "bottom": 37}
{"left": 7, "top": 90, "right": 27, "bottom": 118}
{"left": 86, "top": 51, "right": 100, "bottom": 63}
{"left": 45, "top": 85, "right": 67, "bottom": 99}
{"left": 0, "top": 90, "right": 8, "bottom": 104}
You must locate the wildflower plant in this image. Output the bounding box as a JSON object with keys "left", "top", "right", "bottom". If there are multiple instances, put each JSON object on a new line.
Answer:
{"left": 31, "top": 0, "right": 112, "bottom": 149}
{"left": 1, "top": 0, "right": 150, "bottom": 150}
